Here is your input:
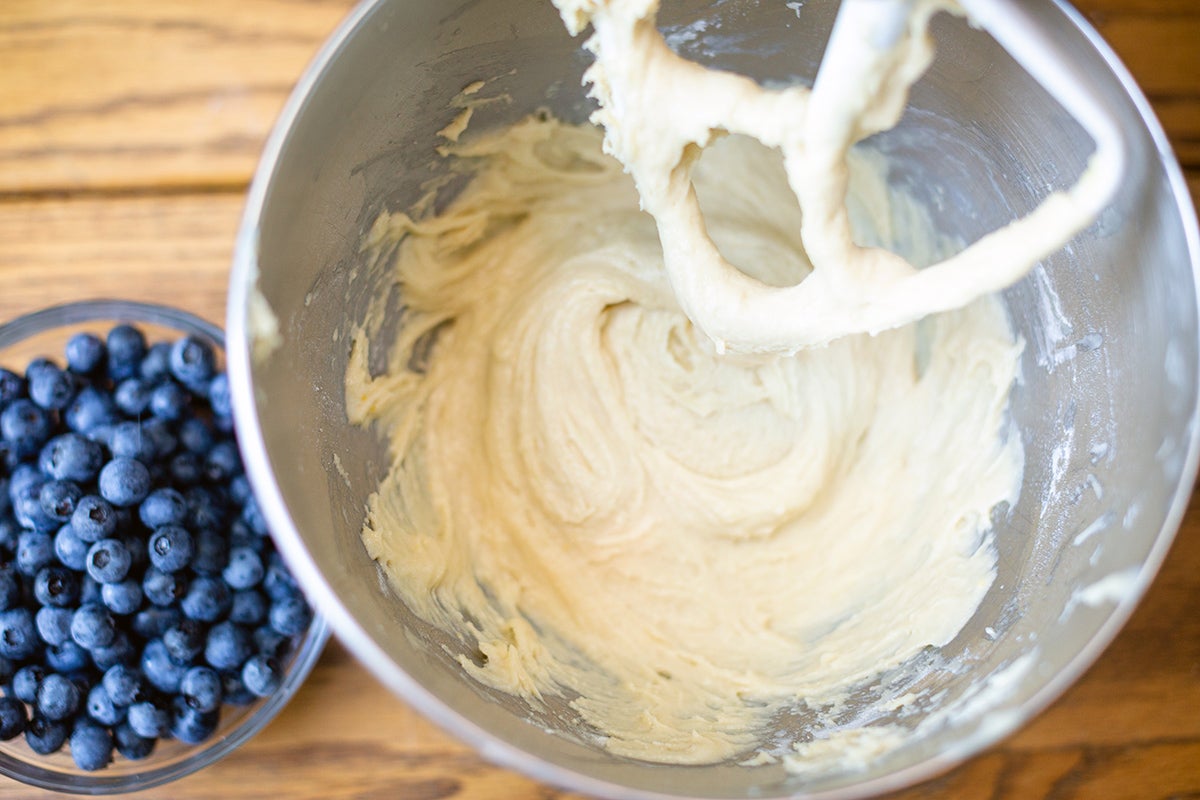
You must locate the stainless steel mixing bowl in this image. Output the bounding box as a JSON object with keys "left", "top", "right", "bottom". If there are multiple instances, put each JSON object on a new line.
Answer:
{"left": 225, "top": 1, "right": 1200, "bottom": 797}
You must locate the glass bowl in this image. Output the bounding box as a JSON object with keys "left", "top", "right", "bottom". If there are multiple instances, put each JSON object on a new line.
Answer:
{"left": 0, "top": 299, "right": 330, "bottom": 794}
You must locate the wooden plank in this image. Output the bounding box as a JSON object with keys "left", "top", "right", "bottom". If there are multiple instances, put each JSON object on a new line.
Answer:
{"left": 0, "top": 0, "right": 1196, "bottom": 194}
{"left": 0, "top": 0, "right": 355, "bottom": 194}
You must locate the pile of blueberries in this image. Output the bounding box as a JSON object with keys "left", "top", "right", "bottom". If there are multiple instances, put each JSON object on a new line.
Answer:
{"left": 0, "top": 323, "right": 313, "bottom": 772}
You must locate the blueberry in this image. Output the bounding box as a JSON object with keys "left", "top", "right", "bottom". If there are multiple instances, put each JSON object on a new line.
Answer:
{"left": 71, "top": 495, "right": 117, "bottom": 543}
{"left": 100, "top": 578, "right": 142, "bottom": 615}
{"left": 52, "top": 524, "right": 88, "bottom": 571}
{"left": 86, "top": 682, "right": 125, "bottom": 726}
{"left": 204, "top": 440, "right": 242, "bottom": 483}
{"left": 204, "top": 620, "right": 251, "bottom": 671}
{"left": 1, "top": 398, "right": 53, "bottom": 457}
{"left": 191, "top": 529, "right": 227, "bottom": 575}
{"left": 45, "top": 640, "right": 90, "bottom": 672}
{"left": 221, "top": 670, "right": 255, "bottom": 706}
{"left": 229, "top": 589, "right": 267, "bottom": 626}
{"left": 139, "top": 487, "right": 186, "bottom": 529}
{"left": 35, "top": 606, "right": 73, "bottom": 646}
{"left": 71, "top": 603, "right": 117, "bottom": 650}
{"left": 181, "top": 575, "right": 231, "bottom": 623}
{"left": 140, "top": 417, "right": 176, "bottom": 459}
{"left": 0, "top": 516, "right": 20, "bottom": 552}
{"left": 113, "top": 378, "right": 154, "bottom": 416}
{"left": 8, "top": 461, "right": 42, "bottom": 499}
{"left": 37, "top": 673, "right": 81, "bottom": 721}
{"left": 178, "top": 417, "right": 214, "bottom": 455}
{"left": 89, "top": 630, "right": 136, "bottom": 671}
{"left": 241, "top": 495, "right": 269, "bottom": 537}
{"left": 139, "top": 342, "right": 172, "bottom": 382}
{"left": 65, "top": 386, "right": 119, "bottom": 434}
{"left": 170, "top": 693, "right": 219, "bottom": 745}
{"left": 65, "top": 332, "right": 105, "bottom": 375}
{"left": 16, "top": 529, "right": 55, "bottom": 574}
{"left": 84, "top": 537, "right": 131, "bottom": 585}
{"left": 28, "top": 364, "right": 76, "bottom": 411}
{"left": 253, "top": 625, "right": 290, "bottom": 660}
{"left": 107, "top": 421, "right": 156, "bottom": 462}
{"left": 39, "top": 479, "right": 83, "bottom": 521}
{"left": 113, "top": 721, "right": 155, "bottom": 760}
{"left": 241, "top": 654, "right": 282, "bottom": 698}
{"left": 0, "top": 695, "right": 27, "bottom": 740}
{"left": 262, "top": 556, "right": 301, "bottom": 603}
{"left": 168, "top": 336, "right": 217, "bottom": 388}
{"left": 187, "top": 486, "right": 228, "bottom": 532}
{"left": 180, "top": 665, "right": 222, "bottom": 713}
{"left": 0, "top": 566, "right": 21, "bottom": 611}
{"left": 15, "top": 485, "right": 58, "bottom": 534}
{"left": 141, "top": 638, "right": 187, "bottom": 693}
{"left": 79, "top": 574, "right": 104, "bottom": 606}
{"left": 167, "top": 451, "right": 202, "bottom": 485}
{"left": 126, "top": 701, "right": 171, "bottom": 739}
{"left": 0, "top": 608, "right": 39, "bottom": 659}
{"left": 70, "top": 718, "right": 114, "bottom": 771}
{"left": 148, "top": 524, "right": 193, "bottom": 573}
{"left": 39, "top": 433, "right": 104, "bottom": 482}
{"left": 149, "top": 382, "right": 188, "bottom": 421}
{"left": 33, "top": 565, "right": 81, "bottom": 608}
{"left": 229, "top": 474, "right": 252, "bottom": 506}
{"left": 228, "top": 519, "right": 265, "bottom": 554}
{"left": 12, "top": 665, "right": 46, "bottom": 703}
{"left": 101, "top": 664, "right": 142, "bottom": 707}
{"left": 142, "top": 567, "right": 187, "bottom": 607}
{"left": 106, "top": 325, "right": 146, "bottom": 381}
{"left": 25, "top": 714, "right": 67, "bottom": 755}
{"left": 98, "top": 457, "right": 151, "bottom": 507}
{"left": 163, "top": 619, "right": 206, "bottom": 665}
{"left": 218, "top": 547, "right": 263, "bottom": 592}
{"left": 131, "top": 606, "right": 182, "bottom": 639}
{"left": 0, "top": 368, "right": 25, "bottom": 404}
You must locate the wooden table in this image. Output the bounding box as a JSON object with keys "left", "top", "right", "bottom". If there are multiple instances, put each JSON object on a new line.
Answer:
{"left": 0, "top": 1, "right": 1197, "bottom": 797}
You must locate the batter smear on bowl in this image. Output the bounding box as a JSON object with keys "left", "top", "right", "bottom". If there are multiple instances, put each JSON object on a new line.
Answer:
{"left": 345, "top": 0, "right": 1111, "bottom": 770}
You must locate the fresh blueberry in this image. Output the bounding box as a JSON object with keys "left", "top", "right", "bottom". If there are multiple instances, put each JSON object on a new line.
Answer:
{"left": 139, "top": 487, "right": 186, "bottom": 529}
{"left": 39, "top": 479, "right": 83, "bottom": 521}
{"left": 1, "top": 398, "right": 53, "bottom": 457}
{"left": 113, "top": 378, "right": 153, "bottom": 416}
{"left": 190, "top": 529, "right": 227, "bottom": 575}
{"left": 12, "top": 665, "right": 46, "bottom": 703}
{"left": 141, "top": 638, "right": 187, "bottom": 693}
{"left": 240, "top": 495, "right": 269, "bottom": 538}
{"left": 25, "top": 714, "right": 68, "bottom": 755}
{"left": 70, "top": 495, "right": 118, "bottom": 544}
{"left": 86, "top": 682, "right": 125, "bottom": 726}
{"left": 204, "top": 440, "right": 242, "bottom": 483}
{"left": 106, "top": 325, "right": 146, "bottom": 381}
{"left": 71, "top": 718, "right": 115, "bottom": 771}
{"left": 262, "top": 555, "right": 301, "bottom": 603}
{"left": 181, "top": 575, "right": 231, "bottom": 623}
{"left": 79, "top": 574, "right": 104, "bottom": 606}
{"left": 139, "top": 342, "right": 172, "bottom": 382}
{"left": 169, "top": 693, "right": 218, "bottom": 745}
{"left": 113, "top": 721, "right": 154, "bottom": 760}
{"left": 139, "top": 417, "right": 176, "bottom": 459}
{"left": 102, "top": 664, "right": 142, "bottom": 707}
{"left": 162, "top": 619, "right": 206, "bottom": 665}
{"left": 229, "top": 589, "right": 267, "bottom": 626}
{"left": 221, "top": 671, "right": 255, "bottom": 706}
{"left": 37, "top": 673, "right": 81, "bottom": 721}
{"left": 0, "top": 608, "right": 39, "bottom": 660}
{"left": 16, "top": 529, "right": 55, "bottom": 574}
{"left": 131, "top": 606, "right": 182, "bottom": 639}
{"left": 86, "top": 538, "right": 133, "bottom": 584}
{"left": 14, "top": 483, "right": 59, "bottom": 534}
{"left": 222, "top": 546, "right": 264, "bottom": 591}
{"left": 0, "top": 516, "right": 20, "bottom": 552}
{"left": 0, "top": 695, "right": 27, "bottom": 740}
{"left": 33, "top": 565, "right": 81, "bottom": 607}
{"left": 35, "top": 606, "right": 74, "bottom": 646}
{"left": 126, "top": 701, "right": 170, "bottom": 739}
{"left": 106, "top": 421, "right": 156, "bottom": 462}
{"left": 180, "top": 665, "right": 222, "bottom": 713}
{"left": 178, "top": 417, "right": 213, "bottom": 455}
{"left": 204, "top": 621, "right": 251, "bottom": 671}
{"left": 28, "top": 364, "right": 76, "bottom": 411}
{"left": 228, "top": 518, "right": 265, "bottom": 554}
{"left": 65, "top": 386, "right": 119, "bottom": 435}
{"left": 253, "top": 625, "right": 290, "bottom": 660}
{"left": 207, "top": 373, "right": 232, "bottom": 417}
{"left": 89, "top": 630, "right": 136, "bottom": 671}
{"left": 148, "top": 524, "right": 193, "bottom": 573}
{"left": 0, "top": 368, "right": 25, "bottom": 404}
{"left": 142, "top": 567, "right": 187, "bottom": 607}
{"left": 100, "top": 578, "right": 142, "bottom": 615}
{"left": 0, "top": 566, "right": 21, "bottom": 611}
{"left": 39, "top": 433, "right": 104, "bottom": 482}
{"left": 8, "top": 461, "right": 41, "bottom": 499}
{"left": 71, "top": 603, "right": 117, "bottom": 650}
{"left": 149, "top": 382, "right": 188, "bottom": 421}
{"left": 45, "top": 640, "right": 90, "bottom": 672}
{"left": 98, "top": 457, "right": 151, "bottom": 507}
{"left": 65, "top": 332, "right": 105, "bottom": 374}
{"left": 53, "top": 523, "right": 90, "bottom": 571}
{"left": 241, "top": 654, "right": 282, "bottom": 698}
{"left": 168, "top": 336, "right": 217, "bottom": 388}
{"left": 228, "top": 474, "right": 252, "bottom": 506}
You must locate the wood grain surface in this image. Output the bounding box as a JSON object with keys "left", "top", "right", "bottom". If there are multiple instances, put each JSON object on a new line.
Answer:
{"left": 0, "top": 1, "right": 1198, "bottom": 798}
